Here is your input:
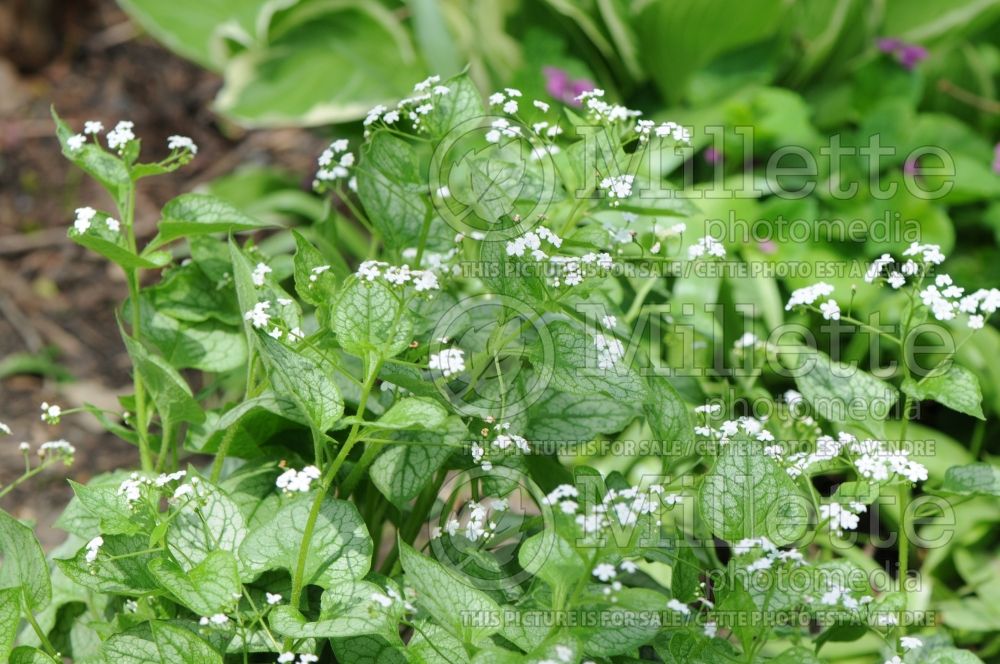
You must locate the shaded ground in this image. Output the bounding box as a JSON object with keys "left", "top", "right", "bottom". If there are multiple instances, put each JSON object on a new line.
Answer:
{"left": 0, "top": 0, "right": 326, "bottom": 547}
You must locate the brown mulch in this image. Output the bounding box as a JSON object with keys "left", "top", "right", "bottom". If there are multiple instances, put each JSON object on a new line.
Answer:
{"left": 0, "top": 0, "right": 326, "bottom": 547}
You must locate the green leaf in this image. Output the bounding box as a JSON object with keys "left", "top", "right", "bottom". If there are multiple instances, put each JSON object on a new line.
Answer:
{"left": 920, "top": 647, "right": 987, "bottom": 664}
{"left": 698, "top": 436, "right": 809, "bottom": 546}
{"left": 122, "top": 333, "right": 205, "bottom": 427}
{"left": 0, "top": 587, "right": 20, "bottom": 661}
{"left": 398, "top": 540, "right": 501, "bottom": 643}
{"left": 269, "top": 580, "right": 399, "bottom": 640}
{"left": 332, "top": 635, "right": 407, "bottom": 664}
{"left": 517, "top": 531, "right": 584, "bottom": 591}
{"left": 239, "top": 493, "right": 372, "bottom": 588}
{"left": 332, "top": 277, "right": 414, "bottom": 359}
{"left": 168, "top": 482, "right": 247, "bottom": 570}
{"left": 68, "top": 480, "right": 142, "bottom": 535}
{"left": 571, "top": 588, "right": 665, "bottom": 656}
{"left": 9, "top": 647, "right": 60, "bottom": 664}
{"left": 215, "top": 3, "right": 421, "bottom": 126}
{"left": 356, "top": 131, "right": 428, "bottom": 249}
{"left": 936, "top": 463, "right": 1000, "bottom": 497}
{"left": 100, "top": 622, "right": 222, "bottom": 663}
{"left": 369, "top": 416, "right": 465, "bottom": 504}
{"left": 292, "top": 230, "right": 338, "bottom": 309}
{"left": 68, "top": 219, "right": 173, "bottom": 269}
{"left": 643, "top": 377, "right": 695, "bottom": 459}
{"left": 789, "top": 347, "right": 897, "bottom": 437}
{"left": 539, "top": 319, "right": 648, "bottom": 402}
{"left": 151, "top": 193, "right": 270, "bottom": 248}
{"left": 258, "top": 332, "right": 344, "bottom": 432}
{"left": 142, "top": 303, "right": 247, "bottom": 373}
{"left": 420, "top": 73, "right": 485, "bottom": 137}
{"left": 369, "top": 397, "right": 448, "bottom": 431}
{"left": 902, "top": 363, "right": 985, "bottom": 419}
{"left": 406, "top": 620, "right": 468, "bottom": 664}
{"left": 0, "top": 510, "right": 51, "bottom": 612}
{"left": 526, "top": 389, "right": 639, "bottom": 442}
{"left": 148, "top": 551, "right": 241, "bottom": 615}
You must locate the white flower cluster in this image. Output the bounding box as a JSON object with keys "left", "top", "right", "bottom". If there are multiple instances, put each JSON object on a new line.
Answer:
{"left": 38, "top": 439, "right": 76, "bottom": 461}
{"left": 242, "top": 300, "right": 304, "bottom": 343}
{"left": 815, "top": 583, "right": 874, "bottom": 611}
{"left": 167, "top": 135, "right": 198, "bottom": 155}
{"left": 505, "top": 228, "right": 614, "bottom": 287}
{"left": 363, "top": 75, "right": 451, "bottom": 133}
{"left": 819, "top": 501, "right": 868, "bottom": 536}
{"left": 851, "top": 439, "right": 928, "bottom": 484}
{"left": 315, "top": 138, "right": 354, "bottom": 185}
{"left": 251, "top": 262, "right": 272, "bottom": 286}
{"left": 106, "top": 121, "right": 136, "bottom": 152}
{"left": 576, "top": 89, "right": 642, "bottom": 124}
{"left": 84, "top": 536, "right": 103, "bottom": 564}
{"left": 633, "top": 119, "right": 691, "bottom": 144}
{"left": 506, "top": 226, "right": 563, "bottom": 259}
{"left": 594, "top": 333, "right": 625, "bottom": 370}
{"left": 599, "top": 174, "right": 635, "bottom": 206}
{"left": 275, "top": 465, "right": 321, "bottom": 494}
{"left": 432, "top": 497, "right": 508, "bottom": 542}
{"left": 277, "top": 654, "right": 319, "bottom": 664}
{"left": 485, "top": 117, "right": 522, "bottom": 143}
{"left": 40, "top": 402, "right": 62, "bottom": 424}
{"left": 694, "top": 412, "right": 772, "bottom": 447}
{"left": 70, "top": 206, "right": 120, "bottom": 235}
{"left": 199, "top": 613, "right": 230, "bottom": 627}
{"left": 543, "top": 483, "right": 681, "bottom": 536}
{"left": 920, "top": 275, "right": 999, "bottom": 329}
{"left": 732, "top": 536, "right": 805, "bottom": 573}
{"left": 307, "top": 264, "right": 330, "bottom": 285}
{"left": 785, "top": 282, "right": 835, "bottom": 310}
{"left": 687, "top": 236, "right": 726, "bottom": 260}
{"left": 355, "top": 260, "right": 439, "bottom": 291}
{"left": 470, "top": 418, "right": 531, "bottom": 471}
{"left": 536, "top": 644, "right": 575, "bottom": 664}
{"left": 0, "top": 421, "right": 9, "bottom": 436}
{"left": 428, "top": 347, "right": 465, "bottom": 378}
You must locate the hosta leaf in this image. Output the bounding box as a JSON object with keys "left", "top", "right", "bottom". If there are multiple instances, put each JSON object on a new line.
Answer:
{"left": 0, "top": 510, "right": 51, "bottom": 612}
{"left": 258, "top": 332, "right": 344, "bottom": 432}
{"left": 902, "top": 363, "right": 985, "bottom": 419}
{"left": 148, "top": 551, "right": 241, "bottom": 615}
{"left": 167, "top": 482, "right": 247, "bottom": 570}
{"left": 239, "top": 493, "right": 372, "bottom": 588}
{"left": 398, "top": 541, "right": 501, "bottom": 643}
{"left": 356, "top": 131, "right": 428, "bottom": 249}
{"left": 698, "top": 437, "right": 809, "bottom": 546}
{"left": 332, "top": 277, "right": 414, "bottom": 359}
{"left": 57, "top": 535, "right": 160, "bottom": 595}
{"left": 215, "top": 3, "right": 421, "bottom": 127}
{"left": 122, "top": 333, "right": 205, "bottom": 427}
{"left": 789, "top": 347, "right": 897, "bottom": 437}
{"left": 151, "top": 193, "right": 270, "bottom": 247}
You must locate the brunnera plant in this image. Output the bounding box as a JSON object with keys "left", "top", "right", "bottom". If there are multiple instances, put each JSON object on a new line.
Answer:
{"left": 0, "top": 73, "right": 996, "bottom": 663}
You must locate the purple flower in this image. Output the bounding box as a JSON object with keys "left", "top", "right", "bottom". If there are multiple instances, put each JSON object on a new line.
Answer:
{"left": 877, "top": 37, "right": 927, "bottom": 70}
{"left": 543, "top": 66, "right": 595, "bottom": 107}
{"left": 704, "top": 147, "right": 721, "bottom": 164}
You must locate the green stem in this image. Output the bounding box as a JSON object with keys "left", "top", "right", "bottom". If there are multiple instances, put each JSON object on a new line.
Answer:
{"left": 289, "top": 357, "right": 382, "bottom": 610}
{"left": 0, "top": 459, "right": 58, "bottom": 499}
{"left": 22, "top": 596, "right": 58, "bottom": 657}
{"left": 209, "top": 427, "right": 238, "bottom": 483}
{"left": 127, "top": 270, "right": 153, "bottom": 473}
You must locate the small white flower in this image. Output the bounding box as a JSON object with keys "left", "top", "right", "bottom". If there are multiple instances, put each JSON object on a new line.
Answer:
{"left": 85, "top": 536, "right": 104, "bottom": 563}
{"left": 244, "top": 301, "right": 272, "bottom": 329}
{"left": 167, "top": 135, "right": 198, "bottom": 154}
{"left": 600, "top": 315, "right": 616, "bottom": 329}
{"left": 502, "top": 100, "right": 519, "bottom": 114}
{"left": 275, "top": 466, "right": 321, "bottom": 494}
{"left": 67, "top": 134, "right": 86, "bottom": 152}
{"left": 592, "top": 563, "right": 617, "bottom": 582}
{"left": 106, "top": 120, "right": 135, "bottom": 152}
{"left": 666, "top": 598, "right": 690, "bottom": 615}
{"left": 429, "top": 348, "right": 465, "bottom": 377}
{"left": 106, "top": 217, "right": 121, "bottom": 232}
{"left": 900, "top": 636, "right": 922, "bottom": 651}
{"left": 533, "top": 100, "right": 550, "bottom": 112}
{"left": 277, "top": 654, "right": 296, "bottom": 663}
{"left": 18, "top": 442, "right": 30, "bottom": 453}
{"left": 619, "top": 560, "right": 638, "bottom": 574}
{"left": 785, "top": 282, "right": 835, "bottom": 310}
{"left": 599, "top": 174, "right": 635, "bottom": 205}
{"left": 819, "top": 299, "right": 841, "bottom": 321}
{"left": 73, "top": 207, "right": 97, "bottom": 234}
{"left": 251, "top": 262, "right": 272, "bottom": 287}
{"left": 40, "top": 402, "right": 62, "bottom": 424}
{"left": 0, "top": 421, "right": 9, "bottom": 435}
{"left": 83, "top": 120, "right": 103, "bottom": 135}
